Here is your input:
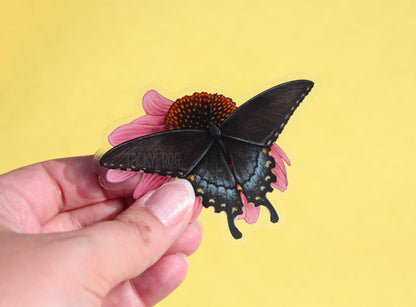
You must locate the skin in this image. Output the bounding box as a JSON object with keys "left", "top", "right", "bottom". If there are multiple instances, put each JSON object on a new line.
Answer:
{"left": 0, "top": 156, "right": 203, "bottom": 306}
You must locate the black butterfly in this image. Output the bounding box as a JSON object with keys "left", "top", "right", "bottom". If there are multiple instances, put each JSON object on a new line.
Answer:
{"left": 100, "top": 80, "right": 314, "bottom": 239}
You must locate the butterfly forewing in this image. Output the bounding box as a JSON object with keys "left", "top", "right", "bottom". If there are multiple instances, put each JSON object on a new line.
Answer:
{"left": 220, "top": 80, "right": 314, "bottom": 146}
{"left": 100, "top": 130, "right": 214, "bottom": 177}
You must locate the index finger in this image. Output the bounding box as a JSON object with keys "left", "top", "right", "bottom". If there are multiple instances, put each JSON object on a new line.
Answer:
{"left": 0, "top": 156, "right": 139, "bottom": 225}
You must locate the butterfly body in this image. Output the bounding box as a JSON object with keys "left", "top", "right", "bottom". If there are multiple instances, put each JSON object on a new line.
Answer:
{"left": 100, "top": 80, "right": 314, "bottom": 238}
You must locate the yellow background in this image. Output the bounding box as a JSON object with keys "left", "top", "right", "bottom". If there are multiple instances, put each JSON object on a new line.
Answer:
{"left": 1, "top": 1, "right": 415, "bottom": 306}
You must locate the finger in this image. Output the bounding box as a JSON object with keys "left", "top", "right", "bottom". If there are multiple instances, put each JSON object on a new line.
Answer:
{"left": 166, "top": 220, "right": 204, "bottom": 256}
{"left": 39, "top": 156, "right": 141, "bottom": 208}
{"left": 102, "top": 254, "right": 189, "bottom": 307}
{"left": 93, "top": 159, "right": 142, "bottom": 193}
{"left": 78, "top": 180, "right": 195, "bottom": 298}
{"left": 102, "top": 281, "right": 145, "bottom": 307}
{"left": 133, "top": 253, "right": 190, "bottom": 306}
{"left": 41, "top": 199, "right": 127, "bottom": 233}
{"left": 42, "top": 204, "right": 203, "bottom": 258}
{"left": 0, "top": 156, "right": 139, "bottom": 225}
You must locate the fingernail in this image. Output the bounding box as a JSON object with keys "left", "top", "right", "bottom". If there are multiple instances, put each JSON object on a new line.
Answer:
{"left": 145, "top": 179, "right": 195, "bottom": 227}
{"left": 176, "top": 252, "right": 190, "bottom": 270}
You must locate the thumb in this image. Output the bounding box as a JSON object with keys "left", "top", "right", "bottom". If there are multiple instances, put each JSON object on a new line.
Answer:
{"left": 80, "top": 179, "right": 195, "bottom": 297}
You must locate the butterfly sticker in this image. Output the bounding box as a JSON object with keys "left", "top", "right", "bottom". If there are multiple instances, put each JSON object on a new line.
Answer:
{"left": 100, "top": 80, "right": 314, "bottom": 238}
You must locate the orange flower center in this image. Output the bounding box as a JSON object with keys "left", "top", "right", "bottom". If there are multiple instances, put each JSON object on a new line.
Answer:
{"left": 165, "top": 92, "right": 237, "bottom": 131}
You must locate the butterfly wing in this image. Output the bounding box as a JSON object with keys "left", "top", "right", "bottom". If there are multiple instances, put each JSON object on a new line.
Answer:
{"left": 224, "top": 139, "right": 279, "bottom": 223}
{"left": 187, "top": 141, "right": 244, "bottom": 239}
{"left": 100, "top": 129, "right": 214, "bottom": 177}
{"left": 220, "top": 79, "right": 314, "bottom": 146}
{"left": 217, "top": 80, "right": 313, "bottom": 227}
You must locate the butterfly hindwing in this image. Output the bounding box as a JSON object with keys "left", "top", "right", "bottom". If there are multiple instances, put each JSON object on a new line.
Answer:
{"left": 187, "top": 141, "right": 244, "bottom": 239}
{"left": 100, "top": 130, "right": 214, "bottom": 177}
{"left": 221, "top": 80, "right": 314, "bottom": 146}
{"left": 225, "top": 139, "right": 279, "bottom": 222}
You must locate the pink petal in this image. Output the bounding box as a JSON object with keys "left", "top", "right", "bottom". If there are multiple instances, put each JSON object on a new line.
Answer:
{"left": 109, "top": 123, "right": 165, "bottom": 146}
{"left": 272, "top": 167, "right": 288, "bottom": 192}
{"left": 270, "top": 143, "right": 290, "bottom": 192}
{"left": 106, "top": 169, "right": 137, "bottom": 183}
{"left": 133, "top": 124, "right": 166, "bottom": 136}
{"left": 133, "top": 173, "right": 174, "bottom": 199}
{"left": 272, "top": 157, "right": 288, "bottom": 185}
{"left": 132, "top": 114, "right": 166, "bottom": 126}
{"left": 236, "top": 192, "right": 260, "bottom": 224}
{"left": 142, "top": 90, "right": 174, "bottom": 115}
{"left": 273, "top": 148, "right": 287, "bottom": 175}
{"left": 190, "top": 197, "right": 203, "bottom": 223}
{"left": 272, "top": 178, "right": 287, "bottom": 192}
{"left": 271, "top": 143, "right": 291, "bottom": 166}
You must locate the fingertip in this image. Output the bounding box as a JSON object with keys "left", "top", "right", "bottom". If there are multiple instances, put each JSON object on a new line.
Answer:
{"left": 176, "top": 252, "right": 190, "bottom": 270}
{"left": 175, "top": 179, "right": 195, "bottom": 199}
{"left": 194, "top": 219, "right": 205, "bottom": 242}
{"left": 166, "top": 220, "right": 204, "bottom": 256}
{"left": 145, "top": 179, "right": 195, "bottom": 227}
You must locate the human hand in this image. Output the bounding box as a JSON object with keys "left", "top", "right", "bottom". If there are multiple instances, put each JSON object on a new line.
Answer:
{"left": 0, "top": 156, "right": 203, "bottom": 306}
